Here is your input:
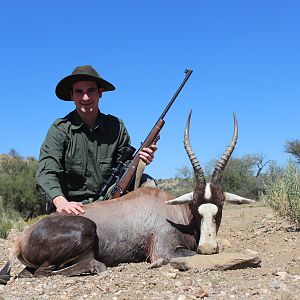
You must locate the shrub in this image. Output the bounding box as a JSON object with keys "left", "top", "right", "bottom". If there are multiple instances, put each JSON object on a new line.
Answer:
{"left": 0, "top": 216, "right": 14, "bottom": 239}
{"left": 0, "top": 154, "right": 46, "bottom": 218}
{"left": 0, "top": 197, "right": 25, "bottom": 239}
{"left": 263, "top": 161, "right": 300, "bottom": 225}
{"left": 174, "top": 154, "right": 267, "bottom": 200}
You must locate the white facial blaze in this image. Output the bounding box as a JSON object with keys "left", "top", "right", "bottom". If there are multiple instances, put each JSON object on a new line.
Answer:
{"left": 204, "top": 183, "right": 212, "bottom": 200}
{"left": 198, "top": 203, "right": 218, "bottom": 254}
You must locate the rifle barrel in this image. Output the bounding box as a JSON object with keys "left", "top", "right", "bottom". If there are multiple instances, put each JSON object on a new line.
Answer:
{"left": 110, "top": 68, "right": 193, "bottom": 199}
{"left": 159, "top": 69, "right": 193, "bottom": 120}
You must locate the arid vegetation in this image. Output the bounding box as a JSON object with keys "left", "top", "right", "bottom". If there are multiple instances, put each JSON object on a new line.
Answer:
{"left": 263, "top": 161, "right": 300, "bottom": 225}
{"left": 0, "top": 197, "right": 24, "bottom": 239}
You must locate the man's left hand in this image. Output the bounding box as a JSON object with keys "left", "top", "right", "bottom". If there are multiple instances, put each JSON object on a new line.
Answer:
{"left": 139, "top": 143, "right": 158, "bottom": 165}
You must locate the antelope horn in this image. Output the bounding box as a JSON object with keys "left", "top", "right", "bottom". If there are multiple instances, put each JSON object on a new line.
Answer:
{"left": 184, "top": 110, "right": 206, "bottom": 187}
{"left": 211, "top": 112, "right": 238, "bottom": 184}
{"left": 165, "top": 192, "right": 194, "bottom": 205}
{"left": 225, "top": 192, "right": 255, "bottom": 204}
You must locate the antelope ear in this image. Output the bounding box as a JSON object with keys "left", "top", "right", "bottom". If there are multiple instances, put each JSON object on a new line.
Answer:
{"left": 165, "top": 192, "right": 194, "bottom": 205}
{"left": 224, "top": 192, "right": 255, "bottom": 204}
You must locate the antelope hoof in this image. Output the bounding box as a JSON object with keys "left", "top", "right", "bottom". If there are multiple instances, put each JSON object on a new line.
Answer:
{"left": 149, "top": 258, "right": 165, "bottom": 269}
{"left": 0, "top": 275, "right": 10, "bottom": 285}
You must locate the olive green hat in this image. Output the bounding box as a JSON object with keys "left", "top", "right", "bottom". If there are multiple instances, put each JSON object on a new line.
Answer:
{"left": 55, "top": 65, "right": 115, "bottom": 101}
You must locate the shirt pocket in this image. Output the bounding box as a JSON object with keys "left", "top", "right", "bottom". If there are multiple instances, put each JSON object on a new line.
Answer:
{"left": 65, "top": 156, "right": 85, "bottom": 189}
{"left": 96, "top": 157, "right": 113, "bottom": 183}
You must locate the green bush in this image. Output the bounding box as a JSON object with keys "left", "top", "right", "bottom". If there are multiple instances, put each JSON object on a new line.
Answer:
{"left": 0, "top": 197, "right": 25, "bottom": 239}
{"left": 175, "top": 154, "right": 267, "bottom": 200}
{"left": 0, "top": 216, "right": 14, "bottom": 239}
{"left": 263, "top": 161, "right": 300, "bottom": 225}
{"left": 220, "top": 158, "right": 259, "bottom": 199}
{"left": 0, "top": 154, "right": 46, "bottom": 218}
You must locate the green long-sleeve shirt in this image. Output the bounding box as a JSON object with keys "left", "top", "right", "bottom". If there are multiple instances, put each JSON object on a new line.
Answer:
{"left": 36, "top": 110, "right": 130, "bottom": 204}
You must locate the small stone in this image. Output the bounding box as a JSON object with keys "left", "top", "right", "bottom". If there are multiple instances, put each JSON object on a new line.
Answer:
{"left": 245, "top": 249, "right": 258, "bottom": 256}
{"left": 221, "top": 239, "right": 231, "bottom": 248}
{"left": 276, "top": 271, "right": 288, "bottom": 278}
{"left": 186, "top": 278, "right": 193, "bottom": 286}
{"left": 98, "top": 270, "right": 111, "bottom": 278}
{"left": 272, "top": 269, "right": 285, "bottom": 276}
{"left": 175, "top": 281, "right": 182, "bottom": 287}
{"left": 178, "top": 295, "right": 186, "bottom": 300}
{"left": 166, "top": 272, "right": 177, "bottom": 279}
{"left": 253, "top": 229, "right": 263, "bottom": 236}
{"left": 293, "top": 275, "right": 300, "bottom": 281}
{"left": 194, "top": 288, "right": 209, "bottom": 298}
{"left": 251, "top": 290, "right": 259, "bottom": 295}
{"left": 268, "top": 281, "right": 280, "bottom": 290}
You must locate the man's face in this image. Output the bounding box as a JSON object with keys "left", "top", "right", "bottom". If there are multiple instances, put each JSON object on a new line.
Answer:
{"left": 71, "top": 81, "right": 102, "bottom": 115}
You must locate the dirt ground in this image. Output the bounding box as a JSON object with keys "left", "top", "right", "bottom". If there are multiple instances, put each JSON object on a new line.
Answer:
{"left": 0, "top": 202, "right": 299, "bottom": 300}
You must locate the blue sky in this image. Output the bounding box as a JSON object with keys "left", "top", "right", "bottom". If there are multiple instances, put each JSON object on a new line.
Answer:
{"left": 0, "top": 1, "right": 299, "bottom": 178}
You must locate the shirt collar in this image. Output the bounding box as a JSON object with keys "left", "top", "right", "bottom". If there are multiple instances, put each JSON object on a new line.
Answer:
{"left": 69, "top": 109, "right": 102, "bottom": 131}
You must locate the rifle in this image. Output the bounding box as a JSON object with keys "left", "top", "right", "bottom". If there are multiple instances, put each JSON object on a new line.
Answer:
{"left": 109, "top": 69, "right": 193, "bottom": 199}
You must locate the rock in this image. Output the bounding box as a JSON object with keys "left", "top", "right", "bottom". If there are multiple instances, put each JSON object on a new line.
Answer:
{"left": 220, "top": 239, "right": 231, "bottom": 248}
{"left": 193, "top": 288, "right": 209, "bottom": 298}
{"left": 268, "top": 280, "right": 287, "bottom": 290}
{"left": 265, "top": 213, "right": 274, "bottom": 220}
{"left": 97, "top": 270, "right": 111, "bottom": 278}
{"left": 245, "top": 249, "right": 258, "bottom": 256}
{"left": 175, "top": 281, "right": 182, "bottom": 287}
{"left": 273, "top": 271, "right": 288, "bottom": 278}
{"left": 170, "top": 253, "right": 261, "bottom": 271}
{"left": 166, "top": 272, "right": 177, "bottom": 279}
{"left": 293, "top": 275, "right": 300, "bottom": 281}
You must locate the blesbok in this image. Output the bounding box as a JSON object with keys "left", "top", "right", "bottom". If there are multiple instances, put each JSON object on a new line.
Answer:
{"left": 0, "top": 111, "right": 238, "bottom": 284}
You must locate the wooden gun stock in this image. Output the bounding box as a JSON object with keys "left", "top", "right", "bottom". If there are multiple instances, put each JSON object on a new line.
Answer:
{"left": 111, "top": 119, "right": 164, "bottom": 198}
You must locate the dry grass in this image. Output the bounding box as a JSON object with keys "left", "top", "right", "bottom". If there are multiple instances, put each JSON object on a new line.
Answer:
{"left": 262, "top": 161, "right": 300, "bottom": 225}
{"left": 0, "top": 197, "right": 25, "bottom": 239}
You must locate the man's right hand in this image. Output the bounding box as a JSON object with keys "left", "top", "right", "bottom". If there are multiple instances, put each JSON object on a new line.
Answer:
{"left": 53, "top": 195, "right": 85, "bottom": 215}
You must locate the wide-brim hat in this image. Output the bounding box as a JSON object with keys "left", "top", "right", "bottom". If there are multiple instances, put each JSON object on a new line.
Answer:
{"left": 55, "top": 65, "right": 115, "bottom": 101}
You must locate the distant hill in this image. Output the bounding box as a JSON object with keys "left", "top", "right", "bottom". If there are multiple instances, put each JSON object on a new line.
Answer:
{"left": 156, "top": 178, "right": 193, "bottom": 196}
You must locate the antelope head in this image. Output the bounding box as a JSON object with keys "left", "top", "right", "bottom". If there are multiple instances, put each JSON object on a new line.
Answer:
{"left": 166, "top": 111, "right": 238, "bottom": 254}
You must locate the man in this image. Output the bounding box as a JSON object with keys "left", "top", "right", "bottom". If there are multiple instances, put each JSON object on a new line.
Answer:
{"left": 36, "top": 65, "right": 157, "bottom": 215}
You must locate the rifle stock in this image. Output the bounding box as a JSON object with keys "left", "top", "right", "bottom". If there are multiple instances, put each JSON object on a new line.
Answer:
{"left": 111, "top": 119, "right": 165, "bottom": 198}
{"left": 111, "top": 69, "right": 193, "bottom": 199}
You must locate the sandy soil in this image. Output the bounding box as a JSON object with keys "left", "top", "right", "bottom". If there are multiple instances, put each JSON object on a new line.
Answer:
{"left": 0, "top": 202, "right": 299, "bottom": 300}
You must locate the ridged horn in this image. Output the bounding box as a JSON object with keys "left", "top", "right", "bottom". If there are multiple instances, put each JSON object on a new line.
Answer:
{"left": 211, "top": 112, "right": 238, "bottom": 184}
{"left": 184, "top": 110, "right": 206, "bottom": 187}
